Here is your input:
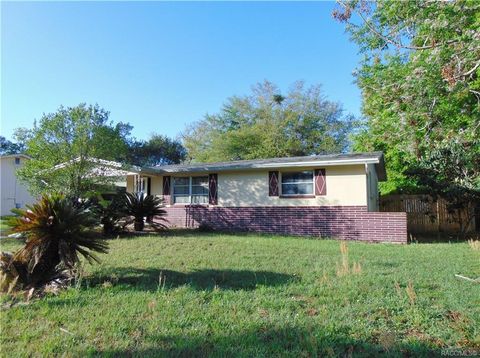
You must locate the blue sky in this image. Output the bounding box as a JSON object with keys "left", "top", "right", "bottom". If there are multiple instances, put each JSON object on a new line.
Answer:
{"left": 1, "top": 1, "right": 361, "bottom": 141}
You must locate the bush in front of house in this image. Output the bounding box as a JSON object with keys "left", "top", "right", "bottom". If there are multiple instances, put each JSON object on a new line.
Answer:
{"left": 99, "top": 195, "right": 129, "bottom": 236}
{"left": 0, "top": 194, "right": 108, "bottom": 293}
{"left": 121, "top": 192, "right": 168, "bottom": 232}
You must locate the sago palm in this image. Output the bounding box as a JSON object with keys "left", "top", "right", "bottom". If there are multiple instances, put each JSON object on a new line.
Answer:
{"left": 99, "top": 195, "right": 128, "bottom": 235}
{"left": 122, "top": 192, "right": 167, "bottom": 231}
{"left": 5, "top": 194, "right": 108, "bottom": 288}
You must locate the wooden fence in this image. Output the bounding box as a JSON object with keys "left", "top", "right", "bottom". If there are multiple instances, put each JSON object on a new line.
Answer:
{"left": 380, "top": 194, "right": 478, "bottom": 234}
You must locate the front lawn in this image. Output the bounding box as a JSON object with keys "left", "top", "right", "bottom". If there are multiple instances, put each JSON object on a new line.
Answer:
{"left": 1, "top": 232, "right": 479, "bottom": 356}
{"left": 0, "top": 217, "right": 11, "bottom": 237}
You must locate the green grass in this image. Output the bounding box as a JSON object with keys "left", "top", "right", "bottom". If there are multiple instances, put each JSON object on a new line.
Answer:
{"left": 0, "top": 217, "right": 11, "bottom": 237}
{"left": 1, "top": 232, "right": 479, "bottom": 357}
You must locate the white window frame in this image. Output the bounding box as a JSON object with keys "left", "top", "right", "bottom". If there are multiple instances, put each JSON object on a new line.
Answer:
{"left": 280, "top": 170, "right": 314, "bottom": 196}
{"left": 173, "top": 176, "right": 209, "bottom": 204}
{"left": 134, "top": 176, "right": 147, "bottom": 195}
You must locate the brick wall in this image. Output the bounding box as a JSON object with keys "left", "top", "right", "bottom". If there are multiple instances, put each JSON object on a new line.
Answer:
{"left": 158, "top": 205, "right": 407, "bottom": 243}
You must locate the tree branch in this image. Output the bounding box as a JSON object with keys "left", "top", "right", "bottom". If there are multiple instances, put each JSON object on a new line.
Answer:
{"left": 337, "top": 0, "right": 460, "bottom": 51}
{"left": 456, "top": 60, "right": 480, "bottom": 78}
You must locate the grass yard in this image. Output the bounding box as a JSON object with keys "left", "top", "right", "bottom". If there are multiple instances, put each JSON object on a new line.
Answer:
{"left": 1, "top": 232, "right": 479, "bottom": 357}
{"left": 0, "top": 217, "right": 10, "bottom": 237}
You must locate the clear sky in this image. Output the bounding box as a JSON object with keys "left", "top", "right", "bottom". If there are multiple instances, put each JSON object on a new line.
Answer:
{"left": 1, "top": 1, "right": 361, "bottom": 141}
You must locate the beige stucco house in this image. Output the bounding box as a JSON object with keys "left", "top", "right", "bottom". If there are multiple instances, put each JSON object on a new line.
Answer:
{"left": 0, "top": 154, "right": 36, "bottom": 216}
{"left": 127, "top": 153, "right": 383, "bottom": 210}
{"left": 124, "top": 152, "right": 407, "bottom": 243}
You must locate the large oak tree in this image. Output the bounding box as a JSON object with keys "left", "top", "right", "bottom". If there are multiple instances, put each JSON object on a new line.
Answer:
{"left": 127, "top": 134, "right": 187, "bottom": 167}
{"left": 183, "top": 80, "right": 355, "bottom": 162}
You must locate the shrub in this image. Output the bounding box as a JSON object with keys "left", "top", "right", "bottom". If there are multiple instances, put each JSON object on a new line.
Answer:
{"left": 99, "top": 195, "right": 128, "bottom": 236}
{"left": 121, "top": 192, "right": 167, "bottom": 231}
{"left": 1, "top": 194, "right": 108, "bottom": 291}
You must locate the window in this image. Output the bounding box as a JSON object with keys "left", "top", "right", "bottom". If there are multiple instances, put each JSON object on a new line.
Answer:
{"left": 191, "top": 176, "right": 209, "bottom": 204}
{"left": 133, "top": 177, "right": 150, "bottom": 195}
{"left": 173, "top": 176, "right": 209, "bottom": 204}
{"left": 14, "top": 157, "right": 20, "bottom": 165}
{"left": 173, "top": 177, "right": 190, "bottom": 203}
{"left": 281, "top": 171, "right": 314, "bottom": 196}
{"left": 15, "top": 203, "right": 21, "bottom": 209}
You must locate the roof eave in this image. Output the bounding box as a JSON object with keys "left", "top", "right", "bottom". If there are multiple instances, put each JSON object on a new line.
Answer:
{"left": 144, "top": 157, "right": 384, "bottom": 175}
{"left": 0, "top": 154, "right": 31, "bottom": 160}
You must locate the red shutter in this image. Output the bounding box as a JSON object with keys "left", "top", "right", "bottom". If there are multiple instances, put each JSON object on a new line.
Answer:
{"left": 315, "top": 169, "right": 326, "bottom": 196}
{"left": 208, "top": 174, "right": 218, "bottom": 205}
{"left": 268, "top": 171, "right": 279, "bottom": 196}
{"left": 163, "top": 176, "right": 171, "bottom": 204}
{"left": 147, "top": 177, "right": 151, "bottom": 196}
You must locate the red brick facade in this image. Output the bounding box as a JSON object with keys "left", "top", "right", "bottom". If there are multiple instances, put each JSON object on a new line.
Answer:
{"left": 158, "top": 205, "right": 407, "bottom": 243}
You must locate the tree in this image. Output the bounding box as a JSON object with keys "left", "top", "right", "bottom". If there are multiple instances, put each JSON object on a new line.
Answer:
{"left": 16, "top": 104, "right": 133, "bottom": 196}
{"left": 0, "top": 136, "right": 25, "bottom": 155}
{"left": 182, "top": 80, "right": 355, "bottom": 162}
{"left": 408, "top": 138, "right": 480, "bottom": 236}
{"left": 333, "top": 0, "right": 480, "bottom": 194}
{"left": 127, "top": 134, "right": 187, "bottom": 167}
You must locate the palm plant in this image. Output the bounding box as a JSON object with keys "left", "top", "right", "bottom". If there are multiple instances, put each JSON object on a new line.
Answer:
{"left": 99, "top": 195, "right": 128, "bottom": 235}
{"left": 122, "top": 192, "right": 167, "bottom": 231}
{"left": 2, "top": 194, "right": 108, "bottom": 290}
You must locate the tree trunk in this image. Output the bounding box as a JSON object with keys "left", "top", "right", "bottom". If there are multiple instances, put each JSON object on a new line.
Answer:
{"left": 134, "top": 219, "right": 144, "bottom": 232}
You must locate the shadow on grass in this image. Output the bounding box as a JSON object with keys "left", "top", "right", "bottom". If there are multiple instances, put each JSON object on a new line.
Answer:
{"left": 108, "top": 228, "right": 244, "bottom": 241}
{"left": 86, "top": 325, "right": 444, "bottom": 357}
{"left": 409, "top": 232, "right": 479, "bottom": 244}
{"left": 85, "top": 267, "right": 297, "bottom": 291}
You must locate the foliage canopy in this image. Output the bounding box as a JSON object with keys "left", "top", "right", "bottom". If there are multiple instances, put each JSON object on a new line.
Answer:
{"left": 15, "top": 104, "right": 132, "bottom": 196}
{"left": 334, "top": 0, "right": 480, "bottom": 194}
{"left": 127, "top": 134, "right": 187, "bottom": 167}
{"left": 183, "top": 80, "right": 355, "bottom": 162}
{"left": 0, "top": 136, "right": 25, "bottom": 155}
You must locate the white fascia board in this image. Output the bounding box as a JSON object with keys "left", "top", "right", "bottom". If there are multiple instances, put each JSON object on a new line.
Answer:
{"left": 253, "top": 158, "right": 380, "bottom": 169}
{"left": 153, "top": 157, "right": 381, "bottom": 174}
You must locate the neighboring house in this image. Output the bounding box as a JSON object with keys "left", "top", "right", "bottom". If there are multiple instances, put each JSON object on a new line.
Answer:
{"left": 0, "top": 154, "right": 36, "bottom": 216}
{"left": 125, "top": 152, "right": 407, "bottom": 243}
{"left": 49, "top": 157, "right": 139, "bottom": 190}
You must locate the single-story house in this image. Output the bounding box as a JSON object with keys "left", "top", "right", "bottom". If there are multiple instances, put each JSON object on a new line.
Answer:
{"left": 0, "top": 154, "right": 36, "bottom": 216}
{"left": 126, "top": 152, "right": 407, "bottom": 243}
